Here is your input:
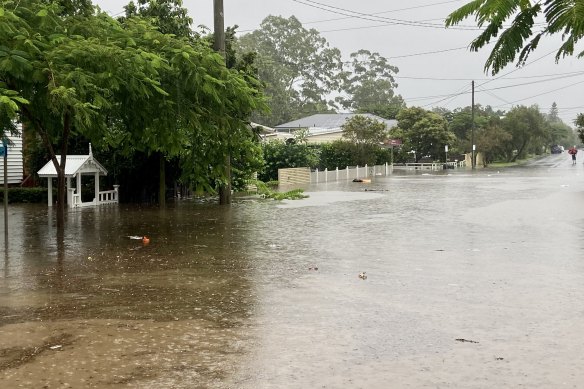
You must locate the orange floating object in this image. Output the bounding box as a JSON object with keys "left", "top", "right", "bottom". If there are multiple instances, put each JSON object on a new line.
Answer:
{"left": 142, "top": 236, "right": 150, "bottom": 244}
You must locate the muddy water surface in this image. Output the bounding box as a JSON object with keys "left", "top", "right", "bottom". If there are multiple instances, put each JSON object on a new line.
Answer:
{"left": 2, "top": 154, "right": 584, "bottom": 388}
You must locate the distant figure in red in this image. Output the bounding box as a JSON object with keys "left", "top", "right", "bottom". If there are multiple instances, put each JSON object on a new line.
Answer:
{"left": 568, "top": 146, "right": 578, "bottom": 165}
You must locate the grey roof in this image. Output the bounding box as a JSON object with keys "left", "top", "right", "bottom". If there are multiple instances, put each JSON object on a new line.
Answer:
{"left": 274, "top": 113, "right": 397, "bottom": 132}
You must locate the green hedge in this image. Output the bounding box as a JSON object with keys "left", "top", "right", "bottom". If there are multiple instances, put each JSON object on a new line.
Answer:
{"left": 0, "top": 187, "right": 50, "bottom": 203}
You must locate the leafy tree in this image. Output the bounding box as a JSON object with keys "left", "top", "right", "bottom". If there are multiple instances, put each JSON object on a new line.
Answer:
{"left": 501, "top": 105, "right": 548, "bottom": 161}
{"left": 2, "top": 0, "right": 264, "bottom": 225}
{"left": 394, "top": 107, "right": 456, "bottom": 162}
{"left": 476, "top": 123, "right": 512, "bottom": 165}
{"left": 337, "top": 50, "right": 405, "bottom": 119}
{"left": 1, "top": 1, "right": 165, "bottom": 225}
{"left": 575, "top": 113, "right": 584, "bottom": 144}
{"left": 432, "top": 107, "right": 454, "bottom": 123}
{"left": 123, "top": 0, "right": 193, "bottom": 38}
{"left": 238, "top": 15, "right": 343, "bottom": 126}
{"left": 548, "top": 102, "right": 561, "bottom": 123}
{"left": 259, "top": 139, "right": 318, "bottom": 181}
{"left": 446, "top": 0, "right": 584, "bottom": 74}
{"left": 341, "top": 115, "right": 388, "bottom": 145}
{"left": 447, "top": 105, "right": 503, "bottom": 141}
{"left": 548, "top": 120, "right": 576, "bottom": 146}
{"left": 318, "top": 140, "right": 391, "bottom": 169}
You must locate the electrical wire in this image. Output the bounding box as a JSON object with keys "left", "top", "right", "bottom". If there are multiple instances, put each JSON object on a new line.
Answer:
{"left": 302, "top": 0, "right": 466, "bottom": 26}
{"left": 492, "top": 79, "right": 584, "bottom": 108}
{"left": 291, "top": 0, "right": 481, "bottom": 31}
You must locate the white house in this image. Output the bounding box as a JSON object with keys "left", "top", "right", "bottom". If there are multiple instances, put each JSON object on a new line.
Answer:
{"left": 0, "top": 126, "right": 24, "bottom": 185}
{"left": 274, "top": 113, "right": 398, "bottom": 144}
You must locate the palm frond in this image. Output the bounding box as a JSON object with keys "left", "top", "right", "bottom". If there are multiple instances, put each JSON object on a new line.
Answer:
{"left": 484, "top": 4, "right": 539, "bottom": 74}
{"left": 517, "top": 33, "right": 542, "bottom": 65}
{"left": 445, "top": 0, "right": 486, "bottom": 26}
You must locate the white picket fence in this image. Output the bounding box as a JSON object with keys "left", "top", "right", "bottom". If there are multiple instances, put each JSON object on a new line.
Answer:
{"left": 310, "top": 163, "right": 393, "bottom": 184}
{"left": 392, "top": 160, "right": 466, "bottom": 171}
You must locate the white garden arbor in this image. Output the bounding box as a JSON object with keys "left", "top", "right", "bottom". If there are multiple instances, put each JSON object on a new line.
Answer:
{"left": 37, "top": 144, "right": 119, "bottom": 208}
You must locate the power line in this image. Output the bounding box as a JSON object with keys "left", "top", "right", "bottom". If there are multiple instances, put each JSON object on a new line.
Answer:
{"left": 410, "top": 70, "right": 584, "bottom": 108}
{"left": 478, "top": 72, "right": 584, "bottom": 92}
{"left": 394, "top": 71, "right": 584, "bottom": 82}
{"left": 476, "top": 48, "right": 558, "bottom": 88}
{"left": 414, "top": 48, "right": 563, "bottom": 109}
{"left": 291, "top": 0, "right": 480, "bottom": 31}
{"left": 492, "top": 79, "right": 584, "bottom": 108}
{"left": 302, "top": 0, "right": 465, "bottom": 26}
{"left": 475, "top": 85, "right": 512, "bottom": 105}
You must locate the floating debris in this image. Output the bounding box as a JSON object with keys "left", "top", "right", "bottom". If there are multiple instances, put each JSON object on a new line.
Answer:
{"left": 455, "top": 338, "right": 479, "bottom": 344}
{"left": 358, "top": 272, "right": 367, "bottom": 280}
{"left": 101, "top": 288, "right": 120, "bottom": 292}
{"left": 308, "top": 266, "right": 318, "bottom": 271}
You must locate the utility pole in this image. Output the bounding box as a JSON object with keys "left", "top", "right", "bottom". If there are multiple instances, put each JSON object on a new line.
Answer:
{"left": 471, "top": 80, "right": 475, "bottom": 169}
{"left": 214, "top": 0, "right": 231, "bottom": 205}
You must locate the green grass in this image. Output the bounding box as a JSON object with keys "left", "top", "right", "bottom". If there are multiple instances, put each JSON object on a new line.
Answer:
{"left": 244, "top": 179, "right": 308, "bottom": 200}
{"left": 488, "top": 154, "right": 544, "bottom": 168}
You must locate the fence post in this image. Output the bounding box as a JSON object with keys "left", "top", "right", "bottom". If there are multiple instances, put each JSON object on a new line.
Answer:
{"left": 346, "top": 166, "right": 349, "bottom": 180}
{"left": 316, "top": 168, "right": 319, "bottom": 183}
{"left": 365, "top": 164, "right": 368, "bottom": 177}
{"left": 325, "top": 168, "right": 328, "bottom": 182}
{"left": 336, "top": 167, "right": 339, "bottom": 181}
{"left": 356, "top": 165, "right": 359, "bottom": 178}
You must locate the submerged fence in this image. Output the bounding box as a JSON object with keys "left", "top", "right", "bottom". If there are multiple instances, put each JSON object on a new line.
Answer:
{"left": 279, "top": 160, "right": 467, "bottom": 186}
{"left": 310, "top": 163, "right": 393, "bottom": 184}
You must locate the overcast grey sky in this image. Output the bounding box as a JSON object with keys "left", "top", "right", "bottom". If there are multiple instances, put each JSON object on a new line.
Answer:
{"left": 94, "top": 0, "right": 583, "bottom": 124}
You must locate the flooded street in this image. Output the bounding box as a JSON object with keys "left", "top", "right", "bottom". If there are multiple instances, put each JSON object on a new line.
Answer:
{"left": 2, "top": 153, "right": 584, "bottom": 388}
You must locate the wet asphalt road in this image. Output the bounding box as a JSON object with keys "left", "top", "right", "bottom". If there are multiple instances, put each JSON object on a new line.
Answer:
{"left": 1, "top": 152, "right": 584, "bottom": 388}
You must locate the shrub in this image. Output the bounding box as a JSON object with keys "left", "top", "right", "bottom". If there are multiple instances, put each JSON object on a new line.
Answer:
{"left": 0, "top": 187, "right": 49, "bottom": 203}
{"left": 259, "top": 140, "right": 319, "bottom": 182}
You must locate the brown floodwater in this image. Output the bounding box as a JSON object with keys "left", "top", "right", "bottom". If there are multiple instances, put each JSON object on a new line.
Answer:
{"left": 2, "top": 153, "right": 584, "bottom": 388}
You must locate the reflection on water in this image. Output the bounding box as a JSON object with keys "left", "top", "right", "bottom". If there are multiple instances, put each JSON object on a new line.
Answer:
{"left": 2, "top": 157, "right": 584, "bottom": 387}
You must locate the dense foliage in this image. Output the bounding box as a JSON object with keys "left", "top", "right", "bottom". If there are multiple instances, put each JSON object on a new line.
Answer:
{"left": 446, "top": 0, "right": 584, "bottom": 75}
{"left": 258, "top": 139, "right": 318, "bottom": 182}
{"left": 0, "top": 0, "right": 265, "bottom": 221}
{"left": 0, "top": 188, "right": 49, "bottom": 203}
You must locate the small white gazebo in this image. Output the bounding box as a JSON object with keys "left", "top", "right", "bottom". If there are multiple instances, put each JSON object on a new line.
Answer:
{"left": 37, "top": 144, "right": 119, "bottom": 208}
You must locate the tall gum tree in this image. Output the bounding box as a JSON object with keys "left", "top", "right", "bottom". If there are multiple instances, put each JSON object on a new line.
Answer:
{"left": 337, "top": 49, "right": 405, "bottom": 119}
{"left": 238, "top": 15, "right": 343, "bottom": 126}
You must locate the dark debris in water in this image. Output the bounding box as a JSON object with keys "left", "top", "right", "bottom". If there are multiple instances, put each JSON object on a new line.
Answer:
{"left": 455, "top": 338, "right": 479, "bottom": 344}
{"left": 0, "top": 333, "right": 74, "bottom": 371}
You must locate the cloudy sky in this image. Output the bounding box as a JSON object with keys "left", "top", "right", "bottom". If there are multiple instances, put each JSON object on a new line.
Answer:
{"left": 94, "top": 0, "right": 583, "bottom": 124}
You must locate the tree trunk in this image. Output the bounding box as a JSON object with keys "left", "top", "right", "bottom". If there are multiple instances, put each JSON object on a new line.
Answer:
{"left": 19, "top": 106, "right": 69, "bottom": 228}
{"left": 219, "top": 154, "right": 231, "bottom": 205}
{"left": 159, "top": 152, "right": 166, "bottom": 207}
{"left": 55, "top": 112, "right": 71, "bottom": 228}
{"left": 511, "top": 140, "right": 528, "bottom": 163}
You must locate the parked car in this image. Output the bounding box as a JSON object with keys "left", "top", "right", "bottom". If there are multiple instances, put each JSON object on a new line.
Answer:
{"left": 551, "top": 145, "right": 563, "bottom": 154}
